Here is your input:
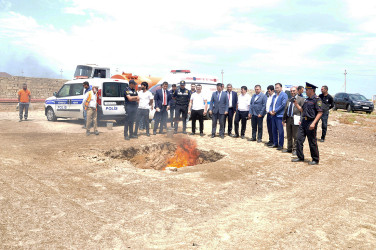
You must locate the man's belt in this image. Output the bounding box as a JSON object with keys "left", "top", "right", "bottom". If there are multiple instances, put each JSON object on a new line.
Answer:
{"left": 304, "top": 116, "right": 314, "bottom": 121}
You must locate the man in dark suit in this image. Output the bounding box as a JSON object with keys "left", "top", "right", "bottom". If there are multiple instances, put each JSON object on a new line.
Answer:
{"left": 153, "top": 81, "right": 171, "bottom": 135}
{"left": 282, "top": 86, "right": 304, "bottom": 155}
{"left": 269, "top": 83, "right": 288, "bottom": 150}
{"left": 209, "top": 83, "right": 229, "bottom": 139}
{"left": 224, "top": 83, "right": 238, "bottom": 136}
{"left": 248, "top": 85, "right": 267, "bottom": 142}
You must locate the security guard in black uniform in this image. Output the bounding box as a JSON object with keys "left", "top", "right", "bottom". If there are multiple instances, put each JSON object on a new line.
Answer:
{"left": 124, "top": 80, "right": 139, "bottom": 140}
{"left": 292, "top": 82, "right": 323, "bottom": 165}
{"left": 173, "top": 80, "right": 191, "bottom": 134}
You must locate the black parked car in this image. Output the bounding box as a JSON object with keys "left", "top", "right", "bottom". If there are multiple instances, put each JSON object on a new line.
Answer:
{"left": 333, "top": 92, "right": 374, "bottom": 113}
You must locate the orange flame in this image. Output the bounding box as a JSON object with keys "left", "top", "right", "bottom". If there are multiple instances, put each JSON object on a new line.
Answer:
{"left": 165, "top": 138, "right": 200, "bottom": 169}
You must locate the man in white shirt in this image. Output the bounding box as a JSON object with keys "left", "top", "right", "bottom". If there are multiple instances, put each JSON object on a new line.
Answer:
{"left": 83, "top": 86, "right": 99, "bottom": 136}
{"left": 188, "top": 84, "right": 207, "bottom": 136}
{"left": 233, "top": 86, "right": 251, "bottom": 139}
{"left": 265, "top": 85, "right": 275, "bottom": 146}
{"left": 135, "top": 82, "right": 153, "bottom": 137}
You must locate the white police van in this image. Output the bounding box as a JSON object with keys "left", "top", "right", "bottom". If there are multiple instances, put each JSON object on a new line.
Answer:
{"left": 148, "top": 70, "right": 220, "bottom": 119}
{"left": 45, "top": 78, "right": 129, "bottom": 122}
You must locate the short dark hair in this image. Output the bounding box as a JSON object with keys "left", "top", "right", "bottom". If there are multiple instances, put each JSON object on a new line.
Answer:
{"left": 141, "top": 82, "right": 148, "bottom": 89}
{"left": 227, "top": 83, "right": 232, "bottom": 87}
{"left": 322, "top": 85, "right": 328, "bottom": 91}
{"left": 172, "top": 84, "right": 176, "bottom": 87}
{"left": 298, "top": 86, "right": 304, "bottom": 91}
{"left": 241, "top": 86, "right": 247, "bottom": 91}
{"left": 267, "top": 85, "right": 274, "bottom": 91}
{"left": 255, "top": 84, "right": 261, "bottom": 89}
{"left": 162, "top": 81, "right": 168, "bottom": 86}
{"left": 196, "top": 84, "right": 201, "bottom": 87}
{"left": 275, "top": 83, "right": 282, "bottom": 88}
{"left": 83, "top": 81, "right": 89, "bottom": 86}
{"left": 216, "top": 83, "right": 222, "bottom": 87}
{"left": 191, "top": 83, "right": 196, "bottom": 86}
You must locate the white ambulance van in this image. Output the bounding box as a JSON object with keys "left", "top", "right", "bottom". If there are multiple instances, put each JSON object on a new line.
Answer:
{"left": 45, "top": 78, "right": 128, "bottom": 123}
{"left": 148, "top": 70, "right": 220, "bottom": 119}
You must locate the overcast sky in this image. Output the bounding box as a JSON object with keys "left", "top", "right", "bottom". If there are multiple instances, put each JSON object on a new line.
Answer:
{"left": 0, "top": 0, "right": 375, "bottom": 97}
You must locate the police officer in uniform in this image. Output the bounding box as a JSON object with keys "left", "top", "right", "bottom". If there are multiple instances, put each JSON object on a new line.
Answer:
{"left": 124, "top": 80, "right": 139, "bottom": 140}
{"left": 173, "top": 80, "right": 191, "bottom": 134}
{"left": 292, "top": 82, "right": 323, "bottom": 165}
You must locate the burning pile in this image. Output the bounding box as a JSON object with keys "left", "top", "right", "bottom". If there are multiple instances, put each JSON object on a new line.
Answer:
{"left": 164, "top": 137, "right": 200, "bottom": 169}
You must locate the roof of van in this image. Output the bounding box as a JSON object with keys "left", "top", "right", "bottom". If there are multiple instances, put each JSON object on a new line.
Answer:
{"left": 65, "top": 78, "right": 129, "bottom": 84}
{"left": 157, "top": 71, "right": 219, "bottom": 85}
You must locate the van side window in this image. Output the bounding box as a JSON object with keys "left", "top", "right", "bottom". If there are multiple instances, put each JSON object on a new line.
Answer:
{"left": 57, "top": 84, "right": 71, "bottom": 97}
{"left": 71, "top": 84, "right": 83, "bottom": 96}
{"left": 103, "top": 82, "right": 126, "bottom": 97}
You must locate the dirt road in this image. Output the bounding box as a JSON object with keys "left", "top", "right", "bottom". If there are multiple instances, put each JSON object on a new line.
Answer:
{"left": 1, "top": 107, "right": 376, "bottom": 248}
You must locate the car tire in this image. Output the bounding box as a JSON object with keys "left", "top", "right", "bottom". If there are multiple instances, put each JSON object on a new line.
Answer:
{"left": 347, "top": 105, "right": 353, "bottom": 113}
{"left": 115, "top": 119, "right": 124, "bottom": 126}
{"left": 366, "top": 111, "right": 372, "bottom": 114}
{"left": 332, "top": 103, "right": 337, "bottom": 111}
{"left": 46, "top": 107, "right": 57, "bottom": 121}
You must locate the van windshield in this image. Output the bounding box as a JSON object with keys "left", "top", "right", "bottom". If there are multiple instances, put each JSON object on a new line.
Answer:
{"left": 350, "top": 95, "right": 367, "bottom": 101}
{"left": 74, "top": 66, "right": 92, "bottom": 78}
{"left": 103, "top": 82, "right": 129, "bottom": 97}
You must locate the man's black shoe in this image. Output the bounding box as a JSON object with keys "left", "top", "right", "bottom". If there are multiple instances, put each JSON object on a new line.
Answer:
{"left": 220, "top": 135, "right": 224, "bottom": 139}
{"left": 173, "top": 131, "right": 178, "bottom": 134}
{"left": 269, "top": 145, "right": 278, "bottom": 148}
{"left": 282, "top": 149, "right": 292, "bottom": 153}
{"left": 228, "top": 133, "right": 233, "bottom": 137}
{"left": 319, "top": 139, "right": 325, "bottom": 142}
{"left": 266, "top": 142, "right": 273, "bottom": 147}
{"left": 124, "top": 136, "right": 130, "bottom": 140}
{"left": 200, "top": 133, "right": 204, "bottom": 137}
{"left": 308, "top": 161, "right": 319, "bottom": 165}
{"left": 153, "top": 131, "right": 157, "bottom": 135}
{"left": 190, "top": 132, "right": 195, "bottom": 135}
{"left": 257, "top": 139, "right": 262, "bottom": 143}
{"left": 130, "top": 135, "right": 138, "bottom": 139}
{"left": 211, "top": 134, "right": 215, "bottom": 138}
{"left": 292, "top": 158, "right": 304, "bottom": 162}
{"left": 182, "top": 131, "right": 187, "bottom": 134}
{"left": 277, "top": 146, "right": 283, "bottom": 150}
{"left": 146, "top": 133, "right": 150, "bottom": 137}
{"left": 292, "top": 150, "right": 297, "bottom": 156}
{"left": 248, "top": 138, "right": 256, "bottom": 141}
{"left": 241, "top": 135, "right": 245, "bottom": 139}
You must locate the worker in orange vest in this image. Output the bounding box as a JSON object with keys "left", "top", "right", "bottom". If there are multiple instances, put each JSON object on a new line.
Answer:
{"left": 18, "top": 83, "right": 31, "bottom": 122}
{"left": 83, "top": 86, "right": 99, "bottom": 136}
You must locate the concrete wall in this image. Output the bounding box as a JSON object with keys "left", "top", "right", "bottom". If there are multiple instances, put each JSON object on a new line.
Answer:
{"left": 0, "top": 76, "right": 68, "bottom": 100}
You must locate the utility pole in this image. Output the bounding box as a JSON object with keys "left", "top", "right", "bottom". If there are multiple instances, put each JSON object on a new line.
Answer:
{"left": 344, "top": 69, "right": 347, "bottom": 93}
{"left": 221, "top": 69, "right": 224, "bottom": 84}
{"left": 60, "top": 69, "right": 63, "bottom": 79}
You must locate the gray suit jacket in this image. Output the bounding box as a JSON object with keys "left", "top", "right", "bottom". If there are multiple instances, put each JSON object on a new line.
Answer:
{"left": 209, "top": 91, "right": 229, "bottom": 114}
{"left": 283, "top": 95, "right": 305, "bottom": 121}
{"left": 249, "top": 92, "right": 267, "bottom": 116}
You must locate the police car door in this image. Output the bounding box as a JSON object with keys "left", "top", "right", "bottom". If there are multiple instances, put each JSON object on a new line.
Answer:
{"left": 101, "top": 81, "right": 126, "bottom": 116}
{"left": 54, "top": 84, "right": 71, "bottom": 117}
{"left": 69, "top": 83, "right": 84, "bottom": 118}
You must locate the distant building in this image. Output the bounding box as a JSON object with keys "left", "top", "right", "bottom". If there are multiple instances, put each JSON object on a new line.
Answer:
{"left": 0, "top": 72, "right": 12, "bottom": 77}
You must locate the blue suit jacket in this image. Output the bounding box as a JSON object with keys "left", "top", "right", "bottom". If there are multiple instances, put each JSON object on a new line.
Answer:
{"left": 209, "top": 91, "right": 229, "bottom": 115}
{"left": 249, "top": 92, "right": 267, "bottom": 116}
{"left": 154, "top": 89, "right": 171, "bottom": 109}
{"left": 270, "top": 92, "right": 288, "bottom": 118}
{"left": 224, "top": 91, "right": 238, "bottom": 112}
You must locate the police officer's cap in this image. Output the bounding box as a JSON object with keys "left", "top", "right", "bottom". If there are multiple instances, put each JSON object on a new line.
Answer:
{"left": 179, "top": 80, "right": 186, "bottom": 85}
{"left": 129, "top": 80, "right": 136, "bottom": 85}
{"left": 305, "top": 82, "right": 318, "bottom": 90}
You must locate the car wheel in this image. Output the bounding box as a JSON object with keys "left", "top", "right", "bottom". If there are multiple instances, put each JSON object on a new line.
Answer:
{"left": 46, "top": 107, "right": 57, "bottom": 121}
{"left": 332, "top": 103, "right": 337, "bottom": 111}
{"left": 115, "top": 119, "right": 124, "bottom": 125}
{"left": 366, "top": 111, "right": 372, "bottom": 114}
{"left": 347, "top": 105, "right": 353, "bottom": 113}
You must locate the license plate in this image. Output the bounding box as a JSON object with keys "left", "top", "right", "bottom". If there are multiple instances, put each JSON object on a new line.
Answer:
{"left": 105, "top": 102, "right": 117, "bottom": 105}
{"left": 363, "top": 107, "right": 369, "bottom": 109}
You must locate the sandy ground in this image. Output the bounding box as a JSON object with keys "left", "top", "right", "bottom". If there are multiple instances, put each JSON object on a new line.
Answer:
{"left": 1, "top": 104, "right": 376, "bottom": 249}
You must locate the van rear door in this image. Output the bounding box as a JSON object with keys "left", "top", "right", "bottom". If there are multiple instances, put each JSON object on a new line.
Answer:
{"left": 101, "top": 81, "right": 128, "bottom": 116}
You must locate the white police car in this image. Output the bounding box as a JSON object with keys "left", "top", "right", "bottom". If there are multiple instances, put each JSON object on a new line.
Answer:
{"left": 45, "top": 78, "right": 129, "bottom": 122}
